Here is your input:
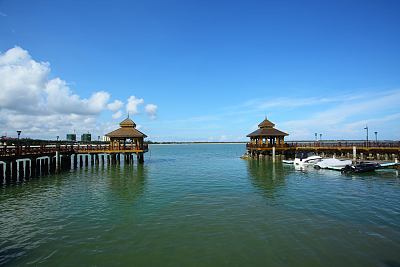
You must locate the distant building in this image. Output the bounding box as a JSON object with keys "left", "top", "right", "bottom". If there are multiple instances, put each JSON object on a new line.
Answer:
{"left": 102, "top": 136, "right": 110, "bottom": 142}
{"left": 81, "top": 133, "right": 91, "bottom": 142}
{"left": 66, "top": 134, "right": 77, "bottom": 141}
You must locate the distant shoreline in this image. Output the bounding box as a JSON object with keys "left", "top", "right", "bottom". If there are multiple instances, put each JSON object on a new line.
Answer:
{"left": 148, "top": 142, "right": 247, "bottom": 145}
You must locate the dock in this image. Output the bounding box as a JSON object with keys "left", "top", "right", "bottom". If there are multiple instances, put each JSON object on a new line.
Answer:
{"left": 0, "top": 117, "right": 149, "bottom": 185}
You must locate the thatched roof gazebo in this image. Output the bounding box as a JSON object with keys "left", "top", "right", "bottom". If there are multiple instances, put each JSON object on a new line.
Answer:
{"left": 105, "top": 117, "right": 148, "bottom": 162}
{"left": 247, "top": 117, "right": 288, "bottom": 146}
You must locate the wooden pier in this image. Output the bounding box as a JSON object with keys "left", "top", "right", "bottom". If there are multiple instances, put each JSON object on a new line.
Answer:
{"left": 246, "top": 142, "right": 400, "bottom": 161}
{"left": 0, "top": 143, "right": 149, "bottom": 184}
{"left": 0, "top": 117, "right": 149, "bottom": 185}
{"left": 246, "top": 117, "right": 400, "bottom": 161}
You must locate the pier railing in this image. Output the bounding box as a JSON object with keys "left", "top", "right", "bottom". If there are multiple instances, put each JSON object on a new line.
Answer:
{"left": 0, "top": 143, "right": 149, "bottom": 158}
{"left": 246, "top": 141, "right": 400, "bottom": 149}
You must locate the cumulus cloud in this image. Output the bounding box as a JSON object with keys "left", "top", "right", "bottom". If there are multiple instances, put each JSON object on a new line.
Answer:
{"left": 45, "top": 78, "right": 110, "bottom": 115}
{"left": 107, "top": 100, "right": 123, "bottom": 112}
{"left": 126, "top": 96, "right": 144, "bottom": 115}
{"left": 0, "top": 46, "right": 157, "bottom": 139}
{"left": 112, "top": 110, "right": 123, "bottom": 119}
{"left": 145, "top": 104, "right": 157, "bottom": 119}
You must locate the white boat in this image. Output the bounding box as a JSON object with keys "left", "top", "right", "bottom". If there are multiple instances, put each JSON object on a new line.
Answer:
{"left": 314, "top": 158, "right": 352, "bottom": 170}
{"left": 293, "top": 152, "right": 322, "bottom": 167}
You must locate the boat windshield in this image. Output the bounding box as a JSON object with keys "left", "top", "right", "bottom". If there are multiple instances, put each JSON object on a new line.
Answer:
{"left": 295, "top": 152, "right": 316, "bottom": 159}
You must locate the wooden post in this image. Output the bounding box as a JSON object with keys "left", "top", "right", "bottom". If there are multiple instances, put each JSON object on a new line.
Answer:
{"left": 353, "top": 146, "right": 357, "bottom": 160}
{"left": 25, "top": 160, "right": 30, "bottom": 179}
{"left": 5, "top": 161, "right": 11, "bottom": 183}
{"left": 137, "top": 153, "right": 144, "bottom": 164}
{"left": 79, "top": 155, "right": 83, "bottom": 168}
{"left": 18, "top": 161, "right": 24, "bottom": 181}
{"left": 49, "top": 157, "right": 55, "bottom": 174}
{"left": 30, "top": 158, "right": 36, "bottom": 178}
{"left": 0, "top": 163, "right": 4, "bottom": 183}
{"left": 11, "top": 160, "right": 17, "bottom": 181}
{"left": 90, "top": 154, "right": 94, "bottom": 165}
{"left": 35, "top": 159, "right": 41, "bottom": 177}
{"left": 272, "top": 146, "right": 276, "bottom": 162}
{"left": 85, "top": 155, "right": 89, "bottom": 166}
{"left": 73, "top": 154, "right": 78, "bottom": 169}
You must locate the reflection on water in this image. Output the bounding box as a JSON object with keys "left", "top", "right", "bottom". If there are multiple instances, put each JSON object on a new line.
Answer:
{"left": 1, "top": 144, "right": 400, "bottom": 267}
{"left": 108, "top": 164, "right": 147, "bottom": 202}
{"left": 246, "top": 159, "right": 287, "bottom": 198}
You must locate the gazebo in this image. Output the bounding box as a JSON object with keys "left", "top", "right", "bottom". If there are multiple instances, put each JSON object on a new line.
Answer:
{"left": 105, "top": 117, "right": 148, "bottom": 163}
{"left": 247, "top": 117, "right": 288, "bottom": 147}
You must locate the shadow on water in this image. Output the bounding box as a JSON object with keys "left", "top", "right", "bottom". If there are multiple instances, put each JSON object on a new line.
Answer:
{"left": 246, "top": 159, "right": 287, "bottom": 198}
{"left": 383, "top": 260, "right": 400, "bottom": 267}
{"left": 107, "top": 164, "right": 148, "bottom": 202}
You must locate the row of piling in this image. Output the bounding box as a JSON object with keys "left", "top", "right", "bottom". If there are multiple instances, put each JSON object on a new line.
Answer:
{"left": 0, "top": 152, "right": 143, "bottom": 185}
{"left": 249, "top": 146, "right": 399, "bottom": 162}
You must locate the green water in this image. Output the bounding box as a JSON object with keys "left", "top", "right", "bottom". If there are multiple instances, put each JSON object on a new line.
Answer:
{"left": 1, "top": 144, "right": 400, "bottom": 266}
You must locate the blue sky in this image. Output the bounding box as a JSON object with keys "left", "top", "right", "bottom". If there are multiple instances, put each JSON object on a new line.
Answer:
{"left": 0, "top": 0, "right": 399, "bottom": 141}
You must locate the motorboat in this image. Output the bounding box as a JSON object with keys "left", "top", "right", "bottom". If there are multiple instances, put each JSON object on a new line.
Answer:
{"left": 293, "top": 152, "right": 322, "bottom": 167}
{"left": 341, "top": 162, "right": 380, "bottom": 174}
{"left": 314, "top": 158, "right": 352, "bottom": 170}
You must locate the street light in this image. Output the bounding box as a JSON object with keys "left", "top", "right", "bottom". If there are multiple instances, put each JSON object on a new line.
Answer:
{"left": 315, "top": 133, "right": 317, "bottom": 141}
{"left": 364, "top": 125, "right": 369, "bottom": 145}
{"left": 56, "top": 136, "right": 59, "bottom": 142}
{"left": 319, "top": 134, "right": 322, "bottom": 141}
{"left": 374, "top": 131, "right": 378, "bottom": 143}
{"left": 17, "top": 130, "right": 21, "bottom": 140}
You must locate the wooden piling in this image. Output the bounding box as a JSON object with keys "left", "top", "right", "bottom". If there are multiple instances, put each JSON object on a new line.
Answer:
{"left": 18, "top": 161, "right": 24, "bottom": 181}
{"left": 73, "top": 154, "right": 78, "bottom": 169}
{"left": 5, "top": 161, "right": 11, "bottom": 183}
{"left": 25, "top": 160, "right": 30, "bottom": 179}
{"left": 0, "top": 163, "right": 4, "bottom": 183}
{"left": 11, "top": 160, "right": 17, "bottom": 181}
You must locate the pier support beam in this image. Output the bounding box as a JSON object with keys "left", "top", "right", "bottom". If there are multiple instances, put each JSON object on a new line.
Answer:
{"left": 137, "top": 153, "right": 144, "bottom": 164}
{"left": 18, "top": 161, "right": 24, "bottom": 181}
{"left": 73, "top": 154, "right": 78, "bottom": 169}
{"left": 56, "top": 151, "right": 60, "bottom": 173}
{"left": 5, "top": 161, "right": 11, "bottom": 183}
{"left": 272, "top": 146, "right": 276, "bottom": 162}
{"left": 0, "top": 163, "right": 4, "bottom": 183}
{"left": 11, "top": 160, "right": 17, "bottom": 181}
{"left": 26, "top": 160, "right": 30, "bottom": 179}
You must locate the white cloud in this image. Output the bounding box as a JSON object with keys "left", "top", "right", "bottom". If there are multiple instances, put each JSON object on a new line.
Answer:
{"left": 0, "top": 46, "right": 157, "bottom": 139}
{"left": 45, "top": 78, "right": 110, "bottom": 115}
{"left": 107, "top": 100, "right": 123, "bottom": 112}
{"left": 280, "top": 90, "right": 400, "bottom": 140}
{"left": 112, "top": 110, "right": 123, "bottom": 119}
{"left": 145, "top": 104, "right": 157, "bottom": 119}
{"left": 126, "top": 96, "right": 144, "bottom": 115}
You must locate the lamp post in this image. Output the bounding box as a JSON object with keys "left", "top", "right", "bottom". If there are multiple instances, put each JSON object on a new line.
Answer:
{"left": 56, "top": 136, "right": 59, "bottom": 142}
{"left": 315, "top": 133, "right": 317, "bottom": 142}
{"left": 319, "top": 134, "right": 322, "bottom": 141}
{"left": 364, "top": 125, "right": 369, "bottom": 146}
{"left": 16, "top": 130, "right": 22, "bottom": 155}
{"left": 374, "top": 131, "right": 378, "bottom": 143}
